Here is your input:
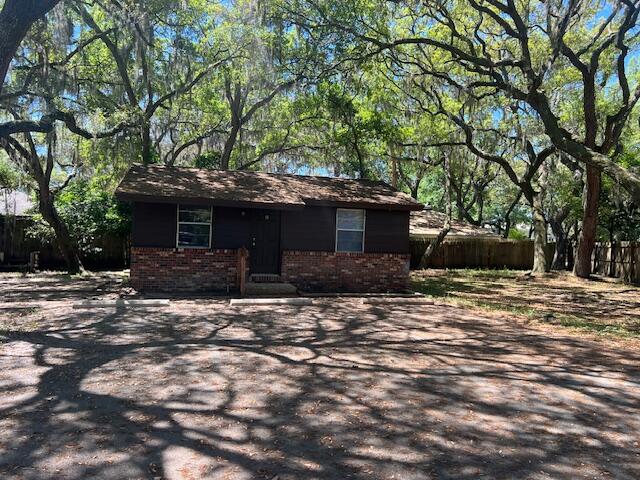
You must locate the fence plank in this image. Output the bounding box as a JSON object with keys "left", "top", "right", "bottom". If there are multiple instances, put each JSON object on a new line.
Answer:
{"left": 591, "top": 242, "right": 639, "bottom": 284}
{"left": 410, "top": 238, "right": 544, "bottom": 270}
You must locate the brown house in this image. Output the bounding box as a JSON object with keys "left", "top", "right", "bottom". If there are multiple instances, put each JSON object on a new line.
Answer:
{"left": 115, "top": 165, "right": 423, "bottom": 293}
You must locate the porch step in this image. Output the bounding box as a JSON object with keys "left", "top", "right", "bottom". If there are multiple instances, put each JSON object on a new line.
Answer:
{"left": 249, "top": 273, "right": 282, "bottom": 283}
{"left": 245, "top": 282, "right": 298, "bottom": 296}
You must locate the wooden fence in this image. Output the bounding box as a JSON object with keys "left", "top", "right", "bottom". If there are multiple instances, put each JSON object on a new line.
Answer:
{"left": 410, "top": 238, "right": 555, "bottom": 270}
{"left": 1, "top": 216, "right": 129, "bottom": 270}
{"left": 411, "top": 238, "right": 639, "bottom": 285}
{"left": 592, "top": 242, "right": 639, "bottom": 284}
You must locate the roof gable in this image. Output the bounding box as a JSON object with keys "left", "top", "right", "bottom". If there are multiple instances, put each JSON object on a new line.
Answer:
{"left": 116, "top": 165, "right": 424, "bottom": 211}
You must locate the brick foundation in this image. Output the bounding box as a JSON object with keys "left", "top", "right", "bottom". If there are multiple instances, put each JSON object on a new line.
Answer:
{"left": 281, "top": 250, "right": 410, "bottom": 293}
{"left": 130, "top": 247, "right": 240, "bottom": 292}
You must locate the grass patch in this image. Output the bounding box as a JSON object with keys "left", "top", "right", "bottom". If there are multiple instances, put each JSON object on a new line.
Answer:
{"left": 552, "top": 316, "right": 640, "bottom": 339}
{"left": 411, "top": 269, "right": 640, "bottom": 340}
{"left": 0, "top": 306, "right": 41, "bottom": 333}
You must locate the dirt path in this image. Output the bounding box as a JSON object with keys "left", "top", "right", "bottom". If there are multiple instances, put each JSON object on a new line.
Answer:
{"left": 1, "top": 276, "right": 639, "bottom": 479}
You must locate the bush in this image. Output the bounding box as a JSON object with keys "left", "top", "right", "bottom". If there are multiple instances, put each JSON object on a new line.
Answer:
{"left": 27, "top": 179, "right": 131, "bottom": 255}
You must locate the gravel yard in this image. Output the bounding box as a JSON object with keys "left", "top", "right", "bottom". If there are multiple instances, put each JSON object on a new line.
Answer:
{"left": 1, "top": 272, "right": 639, "bottom": 479}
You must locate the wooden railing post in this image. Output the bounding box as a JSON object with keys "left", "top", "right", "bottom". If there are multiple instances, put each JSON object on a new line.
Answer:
{"left": 237, "top": 247, "right": 248, "bottom": 296}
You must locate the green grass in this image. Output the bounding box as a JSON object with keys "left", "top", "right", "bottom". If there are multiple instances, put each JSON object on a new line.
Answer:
{"left": 551, "top": 316, "right": 640, "bottom": 339}
{"left": 411, "top": 269, "right": 640, "bottom": 340}
{"left": 0, "top": 307, "right": 41, "bottom": 333}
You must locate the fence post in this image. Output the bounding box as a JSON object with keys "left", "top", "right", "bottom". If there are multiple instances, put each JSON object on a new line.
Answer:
{"left": 632, "top": 242, "right": 638, "bottom": 284}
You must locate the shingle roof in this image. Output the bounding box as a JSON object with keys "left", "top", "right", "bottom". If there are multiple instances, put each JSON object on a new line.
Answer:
{"left": 410, "top": 209, "right": 500, "bottom": 239}
{"left": 116, "top": 165, "right": 424, "bottom": 211}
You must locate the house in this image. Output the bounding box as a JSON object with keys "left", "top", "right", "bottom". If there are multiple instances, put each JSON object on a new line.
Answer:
{"left": 115, "top": 165, "right": 423, "bottom": 292}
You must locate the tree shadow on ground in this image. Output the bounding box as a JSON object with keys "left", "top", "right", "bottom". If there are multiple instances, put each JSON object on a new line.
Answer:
{"left": 1, "top": 272, "right": 124, "bottom": 302}
{"left": 412, "top": 270, "right": 640, "bottom": 331}
{"left": 1, "top": 298, "right": 639, "bottom": 479}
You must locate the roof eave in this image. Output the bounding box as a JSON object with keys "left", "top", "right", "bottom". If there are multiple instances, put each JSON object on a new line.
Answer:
{"left": 303, "top": 199, "right": 424, "bottom": 211}
{"left": 115, "top": 192, "right": 306, "bottom": 211}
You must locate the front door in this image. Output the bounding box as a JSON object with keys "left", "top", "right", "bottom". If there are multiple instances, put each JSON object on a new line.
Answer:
{"left": 250, "top": 210, "right": 281, "bottom": 274}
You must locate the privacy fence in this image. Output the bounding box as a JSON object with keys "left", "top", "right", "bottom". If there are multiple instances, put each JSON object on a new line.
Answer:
{"left": 410, "top": 238, "right": 555, "bottom": 270}
{"left": 410, "top": 238, "right": 639, "bottom": 285}
{"left": 1, "top": 216, "right": 129, "bottom": 270}
{"left": 591, "top": 242, "right": 639, "bottom": 284}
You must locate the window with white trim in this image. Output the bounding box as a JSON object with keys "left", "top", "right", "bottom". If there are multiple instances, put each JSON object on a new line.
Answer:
{"left": 177, "top": 205, "right": 212, "bottom": 248}
{"left": 336, "top": 208, "right": 365, "bottom": 252}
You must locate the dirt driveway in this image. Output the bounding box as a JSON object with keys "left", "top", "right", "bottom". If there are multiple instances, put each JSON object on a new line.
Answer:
{"left": 1, "top": 274, "right": 640, "bottom": 479}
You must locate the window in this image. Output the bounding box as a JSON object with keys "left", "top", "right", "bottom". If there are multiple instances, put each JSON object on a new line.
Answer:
{"left": 177, "top": 205, "right": 212, "bottom": 248}
{"left": 336, "top": 208, "right": 365, "bottom": 252}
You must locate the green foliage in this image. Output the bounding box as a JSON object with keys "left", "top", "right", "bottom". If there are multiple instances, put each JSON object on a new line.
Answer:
{"left": 597, "top": 178, "right": 640, "bottom": 241}
{"left": 27, "top": 179, "right": 131, "bottom": 254}
{"left": 194, "top": 151, "right": 221, "bottom": 169}
{"left": 5, "top": 0, "right": 640, "bottom": 268}
{"left": 508, "top": 229, "right": 528, "bottom": 240}
{"left": 0, "top": 157, "right": 22, "bottom": 189}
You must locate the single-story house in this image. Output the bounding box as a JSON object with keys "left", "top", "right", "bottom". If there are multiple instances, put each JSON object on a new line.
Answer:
{"left": 115, "top": 165, "right": 423, "bottom": 293}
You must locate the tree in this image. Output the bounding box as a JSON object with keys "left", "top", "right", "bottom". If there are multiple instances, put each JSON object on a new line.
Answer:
{"left": 290, "top": 0, "right": 640, "bottom": 277}
{"left": 0, "top": 0, "right": 231, "bottom": 272}
{"left": 27, "top": 178, "right": 131, "bottom": 257}
{"left": 74, "top": 1, "right": 230, "bottom": 165}
{"left": 0, "top": 0, "right": 61, "bottom": 94}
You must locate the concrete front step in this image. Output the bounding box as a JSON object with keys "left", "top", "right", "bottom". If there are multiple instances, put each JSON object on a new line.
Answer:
{"left": 249, "top": 273, "right": 282, "bottom": 283}
{"left": 245, "top": 282, "right": 298, "bottom": 296}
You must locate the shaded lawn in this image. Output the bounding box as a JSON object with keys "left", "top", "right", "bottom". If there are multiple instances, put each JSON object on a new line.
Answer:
{"left": 1, "top": 273, "right": 640, "bottom": 479}
{"left": 411, "top": 269, "right": 640, "bottom": 339}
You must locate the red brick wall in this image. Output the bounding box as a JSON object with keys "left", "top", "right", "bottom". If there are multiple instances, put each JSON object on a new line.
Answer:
{"left": 281, "top": 250, "right": 410, "bottom": 293}
{"left": 130, "top": 247, "right": 239, "bottom": 292}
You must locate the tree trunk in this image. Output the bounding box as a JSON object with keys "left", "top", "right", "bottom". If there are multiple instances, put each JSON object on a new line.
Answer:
{"left": 551, "top": 228, "right": 568, "bottom": 270}
{"left": 502, "top": 191, "right": 522, "bottom": 239}
{"left": 574, "top": 165, "right": 601, "bottom": 278}
{"left": 141, "top": 120, "right": 153, "bottom": 164}
{"left": 38, "top": 189, "right": 84, "bottom": 274}
{"left": 567, "top": 241, "right": 575, "bottom": 271}
{"left": 531, "top": 191, "right": 549, "bottom": 273}
{"left": 389, "top": 145, "right": 398, "bottom": 189}
{"left": 420, "top": 220, "right": 450, "bottom": 268}
{"left": 220, "top": 122, "right": 240, "bottom": 171}
{"left": 549, "top": 206, "right": 571, "bottom": 270}
{"left": 421, "top": 154, "right": 451, "bottom": 266}
{"left": 0, "top": 0, "right": 60, "bottom": 94}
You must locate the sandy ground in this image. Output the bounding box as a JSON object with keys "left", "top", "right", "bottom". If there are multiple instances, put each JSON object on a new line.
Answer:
{"left": 1, "top": 273, "right": 640, "bottom": 479}
{"left": 412, "top": 270, "right": 640, "bottom": 334}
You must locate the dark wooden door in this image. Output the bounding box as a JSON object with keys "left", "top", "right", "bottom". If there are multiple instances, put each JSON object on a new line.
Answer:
{"left": 250, "top": 210, "right": 281, "bottom": 274}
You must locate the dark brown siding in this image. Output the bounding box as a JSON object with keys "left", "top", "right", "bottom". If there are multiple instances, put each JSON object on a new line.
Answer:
{"left": 212, "top": 207, "right": 252, "bottom": 249}
{"left": 365, "top": 210, "right": 410, "bottom": 254}
{"left": 131, "top": 203, "right": 410, "bottom": 254}
{"left": 132, "top": 202, "right": 176, "bottom": 248}
{"left": 281, "top": 207, "right": 336, "bottom": 251}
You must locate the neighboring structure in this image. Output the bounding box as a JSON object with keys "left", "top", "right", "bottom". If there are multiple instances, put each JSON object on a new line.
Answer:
{"left": 410, "top": 208, "right": 500, "bottom": 241}
{"left": 409, "top": 208, "right": 548, "bottom": 270}
{"left": 115, "top": 165, "right": 423, "bottom": 292}
{"left": 0, "top": 190, "right": 34, "bottom": 265}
